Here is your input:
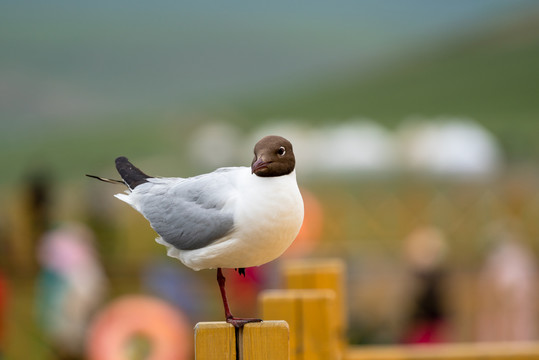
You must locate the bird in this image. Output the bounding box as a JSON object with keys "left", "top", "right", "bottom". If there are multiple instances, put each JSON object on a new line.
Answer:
{"left": 87, "top": 135, "right": 304, "bottom": 327}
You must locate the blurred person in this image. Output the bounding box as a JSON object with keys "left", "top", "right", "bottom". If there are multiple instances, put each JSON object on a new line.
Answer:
{"left": 24, "top": 170, "right": 52, "bottom": 250}
{"left": 8, "top": 170, "right": 53, "bottom": 275}
{"left": 36, "top": 223, "right": 107, "bottom": 360}
{"left": 401, "top": 226, "right": 449, "bottom": 344}
{"left": 476, "top": 221, "right": 538, "bottom": 342}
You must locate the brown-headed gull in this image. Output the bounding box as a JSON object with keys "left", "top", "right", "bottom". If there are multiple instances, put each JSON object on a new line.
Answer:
{"left": 87, "top": 135, "right": 304, "bottom": 327}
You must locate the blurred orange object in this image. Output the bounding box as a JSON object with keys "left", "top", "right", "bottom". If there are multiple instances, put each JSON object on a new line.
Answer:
{"left": 86, "top": 295, "right": 191, "bottom": 360}
{"left": 284, "top": 188, "right": 323, "bottom": 258}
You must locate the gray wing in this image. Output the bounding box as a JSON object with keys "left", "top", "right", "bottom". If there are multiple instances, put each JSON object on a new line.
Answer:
{"left": 134, "top": 168, "right": 239, "bottom": 251}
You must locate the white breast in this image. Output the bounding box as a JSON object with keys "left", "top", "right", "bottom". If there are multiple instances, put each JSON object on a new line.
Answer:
{"left": 178, "top": 170, "right": 304, "bottom": 270}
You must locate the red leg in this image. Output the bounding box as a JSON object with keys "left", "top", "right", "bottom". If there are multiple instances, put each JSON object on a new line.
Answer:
{"left": 216, "top": 268, "right": 262, "bottom": 328}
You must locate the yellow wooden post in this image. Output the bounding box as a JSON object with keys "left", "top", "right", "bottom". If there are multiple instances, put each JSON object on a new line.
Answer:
{"left": 259, "top": 291, "right": 300, "bottom": 359}
{"left": 194, "top": 322, "right": 236, "bottom": 360}
{"left": 241, "top": 321, "right": 289, "bottom": 360}
{"left": 282, "top": 258, "right": 347, "bottom": 352}
{"left": 195, "top": 321, "right": 289, "bottom": 360}
{"left": 260, "top": 289, "right": 338, "bottom": 360}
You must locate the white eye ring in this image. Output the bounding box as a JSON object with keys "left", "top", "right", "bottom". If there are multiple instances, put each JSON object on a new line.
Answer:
{"left": 277, "top": 146, "right": 286, "bottom": 156}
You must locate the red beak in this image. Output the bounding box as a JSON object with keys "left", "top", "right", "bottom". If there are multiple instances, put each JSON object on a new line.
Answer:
{"left": 251, "top": 158, "right": 270, "bottom": 174}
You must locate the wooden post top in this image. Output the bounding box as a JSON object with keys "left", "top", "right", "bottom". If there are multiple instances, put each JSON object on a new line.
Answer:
{"left": 195, "top": 321, "right": 289, "bottom": 360}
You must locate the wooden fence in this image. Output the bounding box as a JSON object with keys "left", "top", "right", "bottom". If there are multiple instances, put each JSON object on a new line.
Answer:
{"left": 195, "top": 258, "right": 539, "bottom": 360}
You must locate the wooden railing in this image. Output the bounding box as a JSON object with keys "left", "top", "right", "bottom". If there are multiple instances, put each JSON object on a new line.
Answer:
{"left": 195, "top": 258, "right": 539, "bottom": 360}
{"left": 345, "top": 342, "right": 539, "bottom": 360}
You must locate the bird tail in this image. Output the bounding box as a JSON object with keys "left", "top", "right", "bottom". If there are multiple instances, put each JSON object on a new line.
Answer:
{"left": 86, "top": 174, "right": 125, "bottom": 185}
{"left": 86, "top": 157, "right": 151, "bottom": 190}
{"left": 115, "top": 156, "right": 151, "bottom": 190}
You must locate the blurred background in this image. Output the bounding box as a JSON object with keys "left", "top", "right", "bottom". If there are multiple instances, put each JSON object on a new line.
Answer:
{"left": 2, "top": 0, "right": 539, "bottom": 359}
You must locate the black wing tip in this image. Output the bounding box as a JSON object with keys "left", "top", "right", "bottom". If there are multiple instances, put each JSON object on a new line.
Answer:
{"left": 115, "top": 156, "right": 151, "bottom": 189}
{"left": 115, "top": 156, "right": 128, "bottom": 164}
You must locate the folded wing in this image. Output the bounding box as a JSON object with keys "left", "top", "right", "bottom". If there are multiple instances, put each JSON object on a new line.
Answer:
{"left": 121, "top": 168, "right": 238, "bottom": 251}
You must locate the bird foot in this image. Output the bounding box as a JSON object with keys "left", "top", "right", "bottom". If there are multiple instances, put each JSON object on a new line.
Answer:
{"left": 226, "top": 316, "right": 263, "bottom": 328}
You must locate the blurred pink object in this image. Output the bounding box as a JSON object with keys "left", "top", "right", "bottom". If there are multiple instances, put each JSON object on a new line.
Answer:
{"left": 86, "top": 295, "right": 191, "bottom": 360}
{"left": 476, "top": 227, "right": 538, "bottom": 342}
{"left": 36, "top": 223, "right": 107, "bottom": 356}
{"left": 38, "top": 224, "right": 98, "bottom": 274}
{"left": 402, "top": 320, "right": 446, "bottom": 344}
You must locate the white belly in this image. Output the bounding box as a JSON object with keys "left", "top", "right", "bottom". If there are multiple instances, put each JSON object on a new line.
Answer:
{"left": 176, "top": 172, "right": 304, "bottom": 270}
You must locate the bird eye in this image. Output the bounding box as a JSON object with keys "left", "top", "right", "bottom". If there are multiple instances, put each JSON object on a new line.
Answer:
{"left": 277, "top": 146, "right": 286, "bottom": 156}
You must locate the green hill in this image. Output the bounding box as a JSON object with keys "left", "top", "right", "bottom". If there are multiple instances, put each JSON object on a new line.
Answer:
{"left": 236, "top": 12, "right": 539, "bottom": 160}
{"left": 2, "top": 9, "right": 539, "bottom": 188}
